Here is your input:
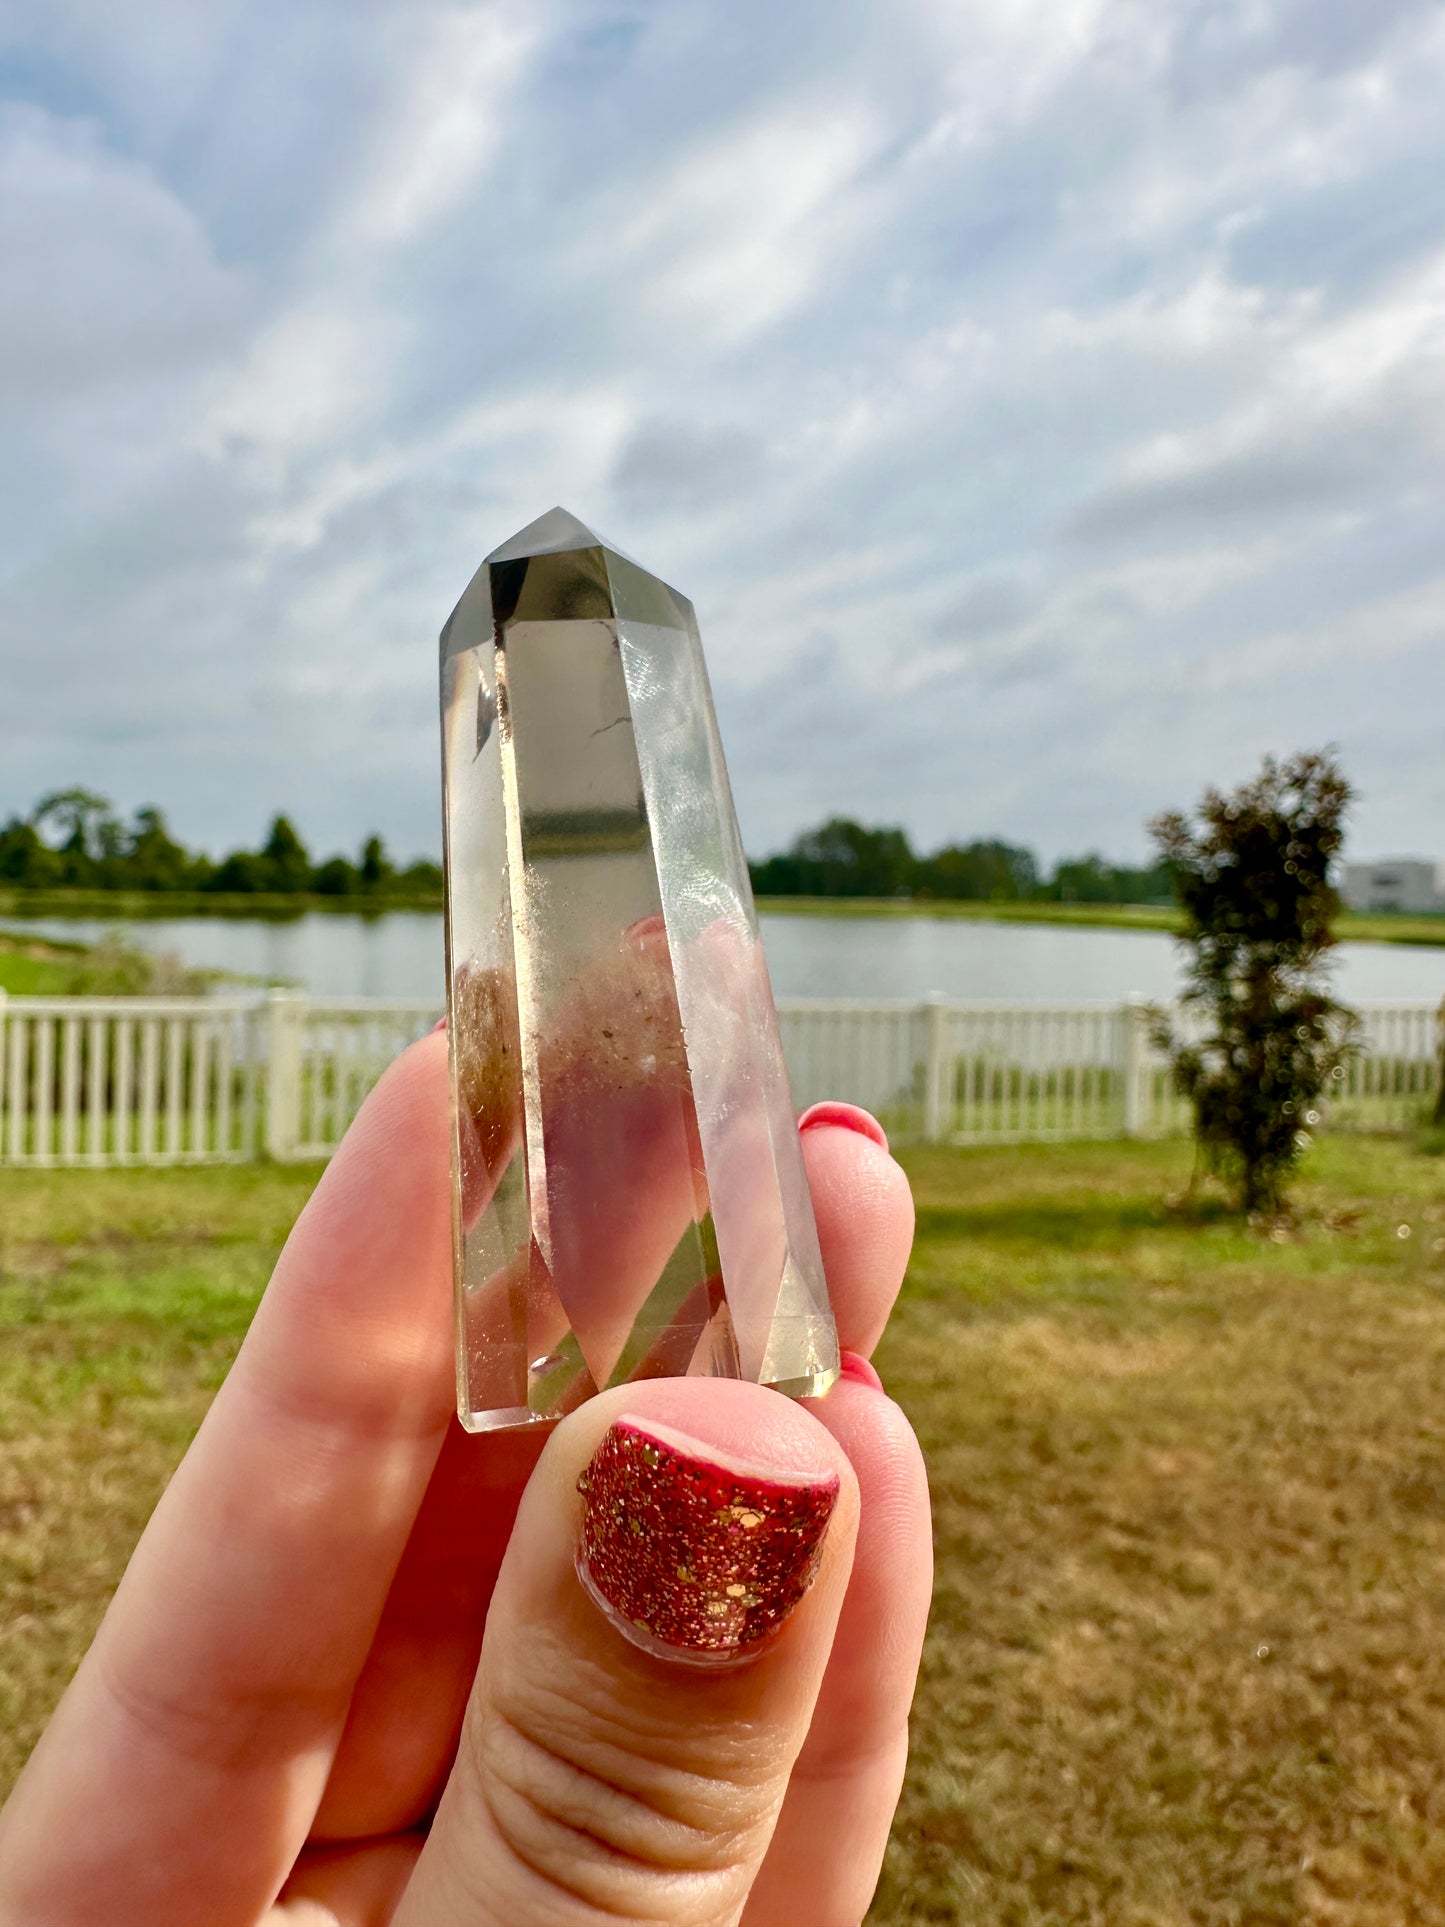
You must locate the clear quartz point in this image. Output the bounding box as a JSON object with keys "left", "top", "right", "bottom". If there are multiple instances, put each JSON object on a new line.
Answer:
{"left": 440, "top": 508, "right": 839, "bottom": 1431}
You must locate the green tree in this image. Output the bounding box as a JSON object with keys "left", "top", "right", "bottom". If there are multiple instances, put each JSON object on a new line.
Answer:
{"left": 124, "top": 806, "right": 200, "bottom": 891}
{"left": 33, "top": 787, "right": 113, "bottom": 851}
{"left": 359, "top": 834, "right": 393, "bottom": 893}
{"left": 398, "top": 857, "right": 443, "bottom": 898}
{"left": 260, "top": 814, "right": 311, "bottom": 892}
{"left": 1039, "top": 853, "right": 1174, "bottom": 903}
{"left": 32, "top": 788, "right": 119, "bottom": 884}
{"left": 208, "top": 816, "right": 311, "bottom": 894}
{"left": 208, "top": 850, "right": 270, "bottom": 894}
{"left": 1150, "top": 750, "right": 1358, "bottom": 1218}
{"left": 1050, "top": 854, "right": 1120, "bottom": 903}
{"left": 0, "top": 817, "right": 62, "bottom": 886}
{"left": 921, "top": 839, "right": 1037, "bottom": 900}
{"left": 750, "top": 817, "right": 915, "bottom": 897}
{"left": 312, "top": 855, "right": 360, "bottom": 896}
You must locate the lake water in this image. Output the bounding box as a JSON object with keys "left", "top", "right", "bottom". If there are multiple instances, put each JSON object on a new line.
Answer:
{"left": 5, "top": 908, "right": 1443, "bottom": 1005}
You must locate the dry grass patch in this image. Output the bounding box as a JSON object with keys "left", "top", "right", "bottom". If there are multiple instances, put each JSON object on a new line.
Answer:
{"left": 877, "top": 1135, "right": 1445, "bottom": 1925}
{"left": 0, "top": 1163, "right": 320, "bottom": 1784}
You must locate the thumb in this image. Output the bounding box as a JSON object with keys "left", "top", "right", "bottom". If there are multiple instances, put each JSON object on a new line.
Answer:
{"left": 393, "top": 1379, "right": 857, "bottom": 1927}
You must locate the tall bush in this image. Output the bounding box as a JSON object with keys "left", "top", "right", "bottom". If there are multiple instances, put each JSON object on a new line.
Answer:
{"left": 1150, "top": 750, "right": 1358, "bottom": 1217}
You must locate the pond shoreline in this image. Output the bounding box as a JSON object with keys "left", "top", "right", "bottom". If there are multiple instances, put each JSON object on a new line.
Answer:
{"left": 4, "top": 904, "right": 1442, "bottom": 1004}
{"left": 2, "top": 888, "right": 1441, "bottom": 947}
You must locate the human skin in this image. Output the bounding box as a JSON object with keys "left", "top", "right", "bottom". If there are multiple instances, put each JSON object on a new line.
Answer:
{"left": 0, "top": 1035, "right": 930, "bottom": 1927}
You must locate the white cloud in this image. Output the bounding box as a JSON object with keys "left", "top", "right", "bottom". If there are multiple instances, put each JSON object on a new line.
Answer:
{"left": 1197, "top": 571, "right": 1445, "bottom": 691}
{"left": 891, "top": 538, "right": 1292, "bottom": 695}
{"left": 0, "top": 104, "right": 240, "bottom": 405}
{"left": 1073, "top": 243, "right": 1445, "bottom": 541}
{"left": 607, "top": 100, "right": 883, "bottom": 344}
{"left": 200, "top": 303, "right": 396, "bottom": 476}
{"left": 1040, "top": 267, "right": 1316, "bottom": 361}
{"left": 906, "top": 0, "right": 1155, "bottom": 154}
{"left": 1295, "top": 247, "right": 1445, "bottom": 404}
{"left": 334, "top": 2, "right": 546, "bottom": 251}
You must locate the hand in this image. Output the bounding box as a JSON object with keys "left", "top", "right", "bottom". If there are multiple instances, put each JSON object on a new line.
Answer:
{"left": 0, "top": 1033, "right": 929, "bottom": 1927}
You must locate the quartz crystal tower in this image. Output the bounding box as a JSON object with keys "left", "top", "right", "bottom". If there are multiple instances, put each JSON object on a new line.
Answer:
{"left": 441, "top": 509, "right": 839, "bottom": 1431}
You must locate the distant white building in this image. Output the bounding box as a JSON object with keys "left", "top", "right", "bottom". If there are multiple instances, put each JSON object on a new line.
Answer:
{"left": 1343, "top": 859, "right": 1445, "bottom": 915}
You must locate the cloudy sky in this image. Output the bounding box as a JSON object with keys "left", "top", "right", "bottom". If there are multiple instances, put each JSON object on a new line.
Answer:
{"left": 2, "top": 0, "right": 1443, "bottom": 868}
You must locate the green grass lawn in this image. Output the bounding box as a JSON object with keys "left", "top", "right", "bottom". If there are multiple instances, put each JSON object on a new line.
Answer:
{"left": 0, "top": 932, "right": 84, "bottom": 995}
{"left": 3, "top": 1139, "right": 1445, "bottom": 1922}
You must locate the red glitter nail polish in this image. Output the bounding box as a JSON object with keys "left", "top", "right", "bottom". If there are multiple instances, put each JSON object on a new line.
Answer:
{"left": 576, "top": 1418, "right": 839, "bottom": 1664}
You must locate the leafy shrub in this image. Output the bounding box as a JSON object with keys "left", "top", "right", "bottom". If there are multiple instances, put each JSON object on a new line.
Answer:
{"left": 1150, "top": 751, "right": 1358, "bottom": 1217}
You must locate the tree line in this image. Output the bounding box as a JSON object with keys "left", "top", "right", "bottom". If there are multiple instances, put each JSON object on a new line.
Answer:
{"left": 2, "top": 792, "right": 1174, "bottom": 906}
{"left": 0, "top": 789, "right": 442, "bottom": 900}
{"left": 748, "top": 816, "right": 1173, "bottom": 904}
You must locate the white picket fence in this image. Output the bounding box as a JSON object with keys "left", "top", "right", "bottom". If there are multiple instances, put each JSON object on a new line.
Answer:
{"left": 0, "top": 991, "right": 437, "bottom": 1168}
{"left": 0, "top": 989, "right": 1439, "bottom": 1169}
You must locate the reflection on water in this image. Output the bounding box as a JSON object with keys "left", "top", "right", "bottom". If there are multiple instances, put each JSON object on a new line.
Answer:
{"left": 1, "top": 908, "right": 1442, "bottom": 1005}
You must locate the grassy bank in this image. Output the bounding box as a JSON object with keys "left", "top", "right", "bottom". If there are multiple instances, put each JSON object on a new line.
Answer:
{"left": 0, "top": 887, "right": 442, "bottom": 921}
{"left": 0, "top": 931, "right": 86, "bottom": 995}
{"left": 760, "top": 895, "right": 1180, "bottom": 932}
{"left": 0, "top": 929, "right": 216, "bottom": 997}
{"left": 3, "top": 1139, "right": 1445, "bottom": 1921}
{"left": 757, "top": 894, "right": 1445, "bottom": 949}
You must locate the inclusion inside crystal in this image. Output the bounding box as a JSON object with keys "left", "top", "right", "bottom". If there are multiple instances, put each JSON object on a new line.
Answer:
{"left": 441, "top": 509, "right": 838, "bottom": 1431}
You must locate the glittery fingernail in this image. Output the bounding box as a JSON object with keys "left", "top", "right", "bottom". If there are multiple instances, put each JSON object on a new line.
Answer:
{"left": 576, "top": 1418, "right": 839, "bottom": 1665}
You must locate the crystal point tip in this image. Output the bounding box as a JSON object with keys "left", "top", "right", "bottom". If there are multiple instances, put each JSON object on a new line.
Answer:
{"left": 486, "top": 505, "right": 607, "bottom": 566}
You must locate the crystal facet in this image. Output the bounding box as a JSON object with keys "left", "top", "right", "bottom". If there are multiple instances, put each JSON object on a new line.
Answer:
{"left": 441, "top": 508, "right": 839, "bottom": 1431}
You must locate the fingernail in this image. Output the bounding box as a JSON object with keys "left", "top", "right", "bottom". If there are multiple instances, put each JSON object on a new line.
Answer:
{"left": 839, "top": 1349, "right": 885, "bottom": 1392}
{"left": 577, "top": 1418, "right": 839, "bottom": 1665}
{"left": 797, "top": 1102, "right": 889, "bottom": 1153}
{"left": 430, "top": 1016, "right": 448, "bottom": 1034}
